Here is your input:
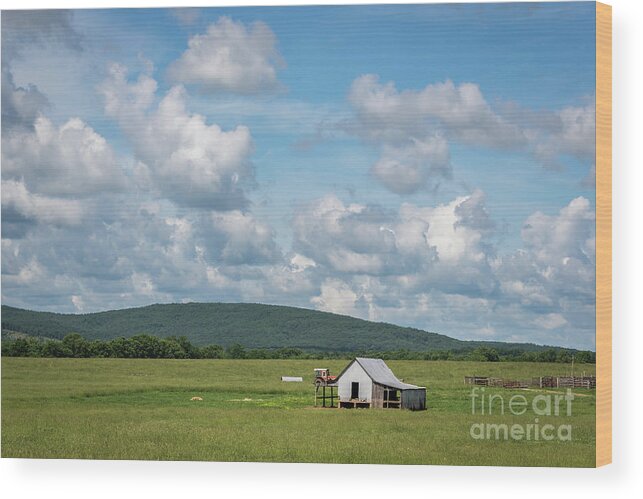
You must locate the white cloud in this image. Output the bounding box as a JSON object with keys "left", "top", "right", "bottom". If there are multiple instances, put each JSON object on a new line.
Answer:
{"left": 99, "top": 63, "right": 157, "bottom": 118}
{"left": 1, "top": 179, "right": 84, "bottom": 227}
{"left": 557, "top": 103, "right": 596, "bottom": 159}
{"left": 349, "top": 74, "right": 525, "bottom": 148}
{"left": 531, "top": 102, "right": 596, "bottom": 168}
{"left": 292, "top": 191, "right": 496, "bottom": 299}
{"left": 521, "top": 196, "right": 595, "bottom": 266}
{"left": 289, "top": 253, "right": 316, "bottom": 273}
{"left": 371, "top": 135, "right": 451, "bottom": 194}
{"left": 499, "top": 279, "right": 552, "bottom": 307}
{"left": 71, "top": 294, "right": 85, "bottom": 312}
{"left": 1, "top": 64, "right": 49, "bottom": 133}
{"left": 497, "top": 196, "right": 596, "bottom": 326}
{"left": 346, "top": 74, "right": 525, "bottom": 194}
{"left": 209, "top": 210, "right": 280, "bottom": 265}
{"left": 399, "top": 192, "right": 489, "bottom": 266}
{"left": 293, "top": 195, "right": 398, "bottom": 275}
{"left": 1, "top": 185, "right": 596, "bottom": 349}
{"left": 534, "top": 313, "right": 568, "bottom": 330}
{"left": 3, "top": 257, "right": 46, "bottom": 286}
{"left": 130, "top": 272, "right": 157, "bottom": 296}
{"left": 2, "top": 115, "right": 124, "bottom": 198}
{"left": 311, "top": 278, "right": 363, "bottom": 317}
{"left": 296, "top": 191, "right": 595, "bottom": 348}
{"left": 168, "top": 17, "right": 284, "bottom": 94}
{"left": 347, "top": 74, "right": 595, "bottom": 192}
{"left": 99, "top": 64, "right": 254, "bottom": 209}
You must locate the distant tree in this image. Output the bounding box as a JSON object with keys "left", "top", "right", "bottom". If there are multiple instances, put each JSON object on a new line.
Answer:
{"left": 160, "top": 338, "right": 187, "bottom": 359}
{"left": 41, "top": 340, "right": 72, "bottom": 358}
{"left": 62, "top": 333, "right": 91, "bottom": 358}
{"left": 226, "top": 343, "right": 246, "bottom": 359}
{"left": 246, "top": 348, "right": 270, "bottom": 359}
{"left": 175, "top": 336, "right": 198, "bottom": 359}
{"left": 424, "top": 350, "right": 451, "bottom": 361}
{"left": 275, "top": 347, "right": 303, "bottom": 359}
{"left": 200, "top": 344, "right": 225, "bottom": 359}
{"left": 129, "top": 334, "right": 167, "bottom": 358}
{"left": 537, "top": 348, "right": 558, "bottom": 363}
{"left": 88, "top": 339, "right": 112, "bottom": 358}
{"left": 470, "top": 347, "right": 500, "bottom": 362}
{"left": 575, "top": 351, "right": 596, "bottom": 364}
{"left": 108, "top": 337, "right": 133, "bottom": 358}
{"left": 2, "top": 338, "right": 31, "bottom": 357}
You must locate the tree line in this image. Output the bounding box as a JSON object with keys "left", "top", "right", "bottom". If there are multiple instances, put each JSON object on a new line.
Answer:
{"left": 1, "top": 333, "right": 595, "bottom": 363}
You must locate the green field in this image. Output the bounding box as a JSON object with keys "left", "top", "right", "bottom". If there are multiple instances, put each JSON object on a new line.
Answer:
{"left": 1, "top": 358, "right": 596, "bottom": 466}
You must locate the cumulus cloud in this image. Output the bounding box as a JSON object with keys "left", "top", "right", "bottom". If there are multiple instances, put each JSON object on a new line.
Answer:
{"left": 534, "top": 313, "right": 568, "bottom": 330}
{"left": 1, "top": 180, "right": 84, "bottom": 228}
{"left": 2, "top": 115, "right": 125, "bottom": 198}
{"left": 346, "top": 74, "right": 595, "bottom": 193}
{"left": 293, "top": 190, "right": 496, "bottom": 299}
{"left": 0, "top": 11, "right": 596, "bottom": 350}
{"left": 168, "top": 17, "right": 284, "bottom": 94}
{"left": 496, "top": 196, "right": 596, "bottom": 335}
{"left": 296, "top": 192, "right": 595, "bottom": 348}
{"left": 399, "top": 192, "right": 492, "bottom": 266}
{"left": 371, "top": 135, "right": 451, "bottom": 194}
{"left": 3, "top": 53, "right": 285, "bottom": 312}
{"left": 209, "top": 211, "right": 281, "bottom": 265}
{"left": 1, "top": 178, "right": 596, "bottom": 348}
{"left": 530, "top": 102, "right": 596, "bottom": 169}
{"left": 293, "top": 195, "right": 399, "bottom": 275}
{"left": 349, "top": 74, "right": 525, "bottom": 148}
{"left": 1, "top": 10, "right": 82, "bottom": 134}
{"left": 1, "top": 64, "right": 49, "bottom": 134}
{"left": 521, "top": 196, "right": 595, "bottom": 267}
{"left": 1, "top": 11, "right": 128, "bottom": 241}
{"left": 1, "top": 91, "right": 125, "bottom": 238}
{"left": 311, "top": 278, "right": 364, "bottom": 317}
{"left": 99, "top": 64, "right": 254, "bottom": 209}
{"left": 346, "top": 74, "right": 524, "bottom": 193}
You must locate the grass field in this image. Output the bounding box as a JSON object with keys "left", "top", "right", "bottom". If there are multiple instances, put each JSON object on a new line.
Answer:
{"left": 1, "top": 358, "right": 596, "bottom": 466}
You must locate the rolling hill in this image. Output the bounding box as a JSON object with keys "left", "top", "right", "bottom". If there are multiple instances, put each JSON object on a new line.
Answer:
{"left": 2, "top": 302, "right": 562, "bottom": 353}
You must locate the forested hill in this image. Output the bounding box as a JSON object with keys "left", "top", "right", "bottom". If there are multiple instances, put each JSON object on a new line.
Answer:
{"left": 2, "top": 302, "right": 557, "bottom": 353}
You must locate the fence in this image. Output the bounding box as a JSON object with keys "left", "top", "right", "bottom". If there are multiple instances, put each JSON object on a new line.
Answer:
{"left": 465, "top": 375, "right": 596, "bottom": 390}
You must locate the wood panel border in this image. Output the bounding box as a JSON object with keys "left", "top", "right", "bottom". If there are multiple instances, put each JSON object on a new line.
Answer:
{"left": 595, "top": 1, "right": 612, "bottom": 468}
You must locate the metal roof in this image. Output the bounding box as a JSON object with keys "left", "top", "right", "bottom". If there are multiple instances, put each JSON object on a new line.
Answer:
{"left": 336, "top": 357, "right": 425, "bottom": 390}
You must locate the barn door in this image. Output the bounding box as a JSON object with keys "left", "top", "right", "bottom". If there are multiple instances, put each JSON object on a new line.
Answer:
{"left": 351, "top": 382, "right": 359, "bottom": 399}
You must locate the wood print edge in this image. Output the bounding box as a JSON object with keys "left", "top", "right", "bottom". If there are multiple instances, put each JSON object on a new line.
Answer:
{"left": 595, "top": 0, "right": 612, "bottom": 468}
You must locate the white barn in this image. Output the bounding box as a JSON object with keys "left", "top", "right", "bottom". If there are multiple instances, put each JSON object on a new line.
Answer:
{"left": 333, "top": 358, "right": 426, "bottom": 410}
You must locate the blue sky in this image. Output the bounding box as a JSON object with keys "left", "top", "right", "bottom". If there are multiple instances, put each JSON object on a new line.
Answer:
{"left": 1, "top": 3, "right": 597, "bottom": 349}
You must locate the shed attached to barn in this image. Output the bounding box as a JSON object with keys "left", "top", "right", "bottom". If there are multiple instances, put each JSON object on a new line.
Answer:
{"left": 332, "top": 357, "right": 426, "bottom": 410}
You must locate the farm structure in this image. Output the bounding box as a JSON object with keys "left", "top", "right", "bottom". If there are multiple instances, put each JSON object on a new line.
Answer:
{"left": 332, "top": 358, "right": 426, "bottom": 410}
{"left": 464, "top": 375, "right": 596, "bottom": 390}
{"left": 313, "top": 368, "right": 337, "bottom": 407}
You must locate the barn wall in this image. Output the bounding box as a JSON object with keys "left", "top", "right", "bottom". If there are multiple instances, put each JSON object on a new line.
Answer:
{"left": 337, "top": 361, "right": 373, "bottom": 402}
{"left": 372, "top": 383, "right": 384, "bottom": 408}
{"left": 401, "top": 388, "right": 426, "bottom": 410}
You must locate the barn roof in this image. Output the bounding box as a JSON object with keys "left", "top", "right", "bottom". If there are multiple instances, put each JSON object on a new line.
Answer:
{"left": 336, "top": 357, "right": 424, "bottom": 390}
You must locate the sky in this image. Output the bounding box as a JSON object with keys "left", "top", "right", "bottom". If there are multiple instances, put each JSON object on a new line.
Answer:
{"left": 1, "top": 3, "right": 597, "bottom": 349}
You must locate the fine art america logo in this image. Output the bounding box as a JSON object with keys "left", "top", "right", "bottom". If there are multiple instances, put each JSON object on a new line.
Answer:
{"left": 469, "top": 387, "right": 575, "bottom": 442}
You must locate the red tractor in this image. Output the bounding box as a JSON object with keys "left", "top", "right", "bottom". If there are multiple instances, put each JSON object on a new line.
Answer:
{"left": 314, "top": 368, "right": 336, "bottom": 387}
